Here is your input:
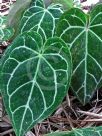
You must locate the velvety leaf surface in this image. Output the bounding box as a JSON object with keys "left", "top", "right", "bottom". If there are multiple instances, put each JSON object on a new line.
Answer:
{"left": 20, "top": 2, "right": 63, "bottom": 42}
{"left": 0, "top": 16, "right": 14, "bottom": 41}
{"left": 57, "top": 4, "right": 102, "bottom": 104}
{"left": 44, "top": 126, "right": 102, "bottom": 136}
{"left": 0, "top": 31, "right": 72, "bottom": 136}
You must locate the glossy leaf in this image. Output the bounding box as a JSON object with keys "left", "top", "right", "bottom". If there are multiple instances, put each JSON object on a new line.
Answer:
{"left": 44, "top": 126, "right": 102, "bottom": 136}
{"left": 57, "top": 4, "right": 102, "bottom": 104}
{"left": 0, "top": 31, "right": 72, "bottom": 136}
{"left": 0, "top": 16, "right": 14, "bottom": 42}
{"left": 20, "top": 2, "right": 63, "bottom": 42}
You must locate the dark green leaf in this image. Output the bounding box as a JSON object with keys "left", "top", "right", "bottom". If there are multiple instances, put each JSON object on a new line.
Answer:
{"left": 44, "top": 126, "right": 102, "bottom": 136}
{"left": 31, "top": 0, "right": 45, "bottom": 7}
{"left": 0, "top": 31, "right": 72, "bottom": 136}
{"left": 19, "top": 3, "right": 63, "bottom": 42}
{"left": 57, "top": 4, "right": 102, "bottom": 104}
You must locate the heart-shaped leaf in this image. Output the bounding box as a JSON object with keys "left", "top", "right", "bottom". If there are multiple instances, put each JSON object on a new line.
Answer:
{"left": 0, "top": 16, "right": 14, "bottom": 42}
{"left": 57, "top": 4, "right": 102, "bottom": 104}
{"left": 0, "top": 31, "right": 72, "bottom": 136}
{"left": 44, "top": 126, "right": 102, "bottom": 136}
{"left": 19, "top": 2, "right": 63, "bottom": 42}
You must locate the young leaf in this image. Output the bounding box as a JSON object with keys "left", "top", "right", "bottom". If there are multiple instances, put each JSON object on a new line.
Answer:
{"left": 0, "top": 16, "right": 14, "bottom": 42}
{"left": 44, "top": 126, "right": 102, "bottom": 136}
{"left": 57, "top": 4, "right": 102, "bottom": 104}
{"left": 19, "top": 3, "right": 63, "bottom": 42}
{"left": 52, "top": 0, "right": 74, "bottom": 10}
{"left": 0, "top": 31, "right": 72, "bottom": 136}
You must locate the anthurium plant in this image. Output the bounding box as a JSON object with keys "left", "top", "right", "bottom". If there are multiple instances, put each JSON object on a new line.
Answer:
{"left": 0, "top": 0, "right": 102, "bottom": 136}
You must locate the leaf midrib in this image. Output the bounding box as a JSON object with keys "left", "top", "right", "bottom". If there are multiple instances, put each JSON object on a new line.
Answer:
{"left": 84, "top": 28, "right": 88, "bottom": 104}
{"left": 19, "top": 57, "right": 41, "bottom": 136}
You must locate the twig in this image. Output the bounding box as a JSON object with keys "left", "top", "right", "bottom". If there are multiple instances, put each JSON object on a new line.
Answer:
{"left": 0, "top": 128, "right": 13, "bottom": 136}
{"left": 77, "top": 110, "right": 102, "bottom": 118}
{"left": 81, "top": 119, "right": 102, "bottom": 122}
{"left": 61, "top": 104, "right": 74, "bottom": 129}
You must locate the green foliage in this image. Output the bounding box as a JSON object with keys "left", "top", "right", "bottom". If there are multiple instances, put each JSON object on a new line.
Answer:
{"left": 32, "top": 0, "right": 45, "bottom": 7}
{"left": 0, "top": 0, "right": 102, "bottom": 135}
{"left": 19, "top": 2, "right": 63, "bottom": 42}
{"left": 57, "top": 4, "right": 102, "bottom": 105}
{"left": 52, "top": 0, "right": 73, "bottom": 10}
{"left": 44, "top": 126, "right": 102, "bottom": 136}
{"left": 0, "top": 16, "right": 14, "bottom": 42}
{"left": 0, "top": 31, "right": 72, "bottom": 136}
